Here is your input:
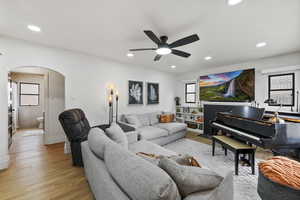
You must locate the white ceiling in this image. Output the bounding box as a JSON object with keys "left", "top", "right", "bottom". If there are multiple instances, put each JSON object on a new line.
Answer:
{"left": 0, "top": 0, "right": 299, "bottom": 73}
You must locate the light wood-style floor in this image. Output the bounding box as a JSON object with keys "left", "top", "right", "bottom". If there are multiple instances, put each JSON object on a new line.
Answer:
{"left": 0, "top": 129, "right": 93, "bottom": 200}
{"left": 0, "top": 130, "right": 272, "bottom": 200}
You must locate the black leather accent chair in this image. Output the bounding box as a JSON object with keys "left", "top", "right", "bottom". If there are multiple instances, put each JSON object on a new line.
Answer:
{"left": 59, "top": 109, "right": 91, "bottom": 167}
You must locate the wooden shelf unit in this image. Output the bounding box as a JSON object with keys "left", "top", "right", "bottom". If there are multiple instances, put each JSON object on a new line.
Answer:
{"left": 176, "top": 106, "right": 204, "bottom": 135}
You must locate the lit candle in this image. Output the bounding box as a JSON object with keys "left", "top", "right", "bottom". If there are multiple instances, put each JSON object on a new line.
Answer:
{"left": 115, "top": 90, "right": 119, "bottom": 123}
{"left": 109, "top": 95, "right": 112, "bottom": 107}
{"left": 109, "top": 84, "right": 114, "bottom": 96}
{"left": 116, "top": 90, "right": 119, "bottom": 101}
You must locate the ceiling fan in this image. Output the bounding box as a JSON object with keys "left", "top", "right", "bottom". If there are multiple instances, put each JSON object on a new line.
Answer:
{"left": 129, "top": 30, "right": 200, "bottom": 61}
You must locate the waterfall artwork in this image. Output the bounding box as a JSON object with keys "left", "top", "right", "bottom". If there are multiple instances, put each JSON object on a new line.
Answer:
{"left": 128, "top": 80, "right": 143, "bottom": 105}
{"left": 199, "top": 69, "right": 255, "bottom": 102}
{"left": 224, "top": 79, "right": 236, "bottom": 98}
{"left": 147, "top": 82, "right": 159, "bottom": 104}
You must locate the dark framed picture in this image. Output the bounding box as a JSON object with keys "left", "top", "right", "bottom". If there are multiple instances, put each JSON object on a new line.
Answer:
{"left": 128, "top": 80, "right": 143, "bottom": 105}
{"left": 147, "top": 82, "right": 159, "bottom": 104}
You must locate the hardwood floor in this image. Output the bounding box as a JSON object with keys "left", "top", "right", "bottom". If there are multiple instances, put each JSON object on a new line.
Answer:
{"left": 0, "top": 130, "right": 272, "bottom": 200}
{"left": 0, "top": 129, "right": 93, "bottom": 200}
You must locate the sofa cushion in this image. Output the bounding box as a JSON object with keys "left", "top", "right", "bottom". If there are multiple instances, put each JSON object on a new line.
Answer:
{"left": 105, "top": 142, "right": 181, "bottom": 200}
{"left": 183, "top": 190, "right": 215, "bottom": 200}
{"left": 106, "top": 122, "right": 128, "bottom": 149}
{"left": 88, "top": 127, "right": 112, "bottom": 159}
{"left": 125, "top": 131, "right": 139, "bottom": 144}
{"left": 149, "top": 112, "right": 161, "bottom": 125}
{"left": 138, "top": 113, "right": 151, "bottom": 126}
{"left": 125, "top": 114, "right": 142, "bottom": 128}
{"left": 155, "top": 122, "right": 187, "bottom": 134}
{"left": 138, "top": 126, "right": 169, "bottom": 140}
{"left": 129, "top": 140, "right": 177, "bottom": 164}
{"left": 159, "top": 157, "right": 223, "bottom": 198}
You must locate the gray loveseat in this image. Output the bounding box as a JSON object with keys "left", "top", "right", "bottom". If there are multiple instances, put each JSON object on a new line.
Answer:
{"left": 119, "top": 112, "right": 187, "bottom": 145}
{"left": 81, "top": 127, "right": 233, "bottom": 200}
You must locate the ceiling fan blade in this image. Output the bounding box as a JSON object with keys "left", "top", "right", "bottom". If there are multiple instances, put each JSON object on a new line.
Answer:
{"left": 154, "top": 55, "right": 162, "bottom": 61}
{"left": 130, "top": 48, "right": 156, "bottom": 51}
{"left": 169, "top": 34, "right": 200, "bottom": 48}
{"left": 172, "top": 49, "right": 191, "bottom": 58}
{"left": 144, "top": 30, "right": 161, "bottom": 45}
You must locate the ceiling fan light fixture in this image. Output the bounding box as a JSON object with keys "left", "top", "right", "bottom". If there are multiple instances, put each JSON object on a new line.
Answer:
{"left": 156, "top": 47, "right": 172, "bottom": 55}
{"left": 127, "top": 52, "right": 134, "bottom": 57}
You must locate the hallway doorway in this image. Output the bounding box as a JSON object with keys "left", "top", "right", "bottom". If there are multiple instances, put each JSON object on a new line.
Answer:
{"left": 8, "top": 66, "right": 66, "bottom": 150}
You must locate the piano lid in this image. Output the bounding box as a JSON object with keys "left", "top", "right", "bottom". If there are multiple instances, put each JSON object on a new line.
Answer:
{"left": 228, "top": 106, "right": 265, "bottom": 121}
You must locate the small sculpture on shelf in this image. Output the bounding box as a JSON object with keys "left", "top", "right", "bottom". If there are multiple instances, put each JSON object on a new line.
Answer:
{"left": 175, "top": 97, "right": 180, "bottom": 106}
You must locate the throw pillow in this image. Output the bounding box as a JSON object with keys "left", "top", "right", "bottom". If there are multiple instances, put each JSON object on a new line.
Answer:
{"left": 88, "top": 127, "right": 112, "bottom": 159}
{"left": 259, "top": 156, "right": 300, "bottom": 190}
{"left": 125, "top": 114, "right": 142, "bottom": 128}
{"left": 160, "top": 114, "right": 175, "bottom": 123}
{"left": 138, "top": 113, "right": 151, "bottom": 126}
{"left": 105, "top": 122, "right": 128, "bottom": 149}
{"left": 149, "top": 112, "right": 160, "bottom": 125}
{"left": 159, "top": 157, "right": 223, "bottom": 197}
{"left": 105, "top": 142, "right": 181, "bottom": 200}
{"left": 137, "top": 152, "right": 202, "bottom": 167}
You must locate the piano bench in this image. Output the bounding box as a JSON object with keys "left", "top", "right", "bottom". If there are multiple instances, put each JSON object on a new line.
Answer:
{"left": 212, "top": 135, "right": 256, "bottom": 175}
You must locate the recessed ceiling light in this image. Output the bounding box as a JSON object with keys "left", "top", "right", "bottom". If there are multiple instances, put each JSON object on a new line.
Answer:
{"left": 171, "top": 65, "right": 176, "bottom": 69}
{"left": 204, "top": 56, "right": 212, "bottom": 60}
{"left": 227, "top": 0, "right": 243, "bottom": 6}
{"left": 27, "top": 25, "right": 41, "bottom": 32}
{"left": 127, "top": 52, "right": 134, "bottom": 57}
{"left": 256, "top": 42, "right": 267, "bottom": 48}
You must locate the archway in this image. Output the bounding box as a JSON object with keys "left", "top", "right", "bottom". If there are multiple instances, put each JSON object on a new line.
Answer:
{"left": 1, "top": 65, "right": 66, "bottom": 170}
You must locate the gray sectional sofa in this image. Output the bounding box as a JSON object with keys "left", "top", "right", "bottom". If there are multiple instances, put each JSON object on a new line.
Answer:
{"left": 81, "top": 121, "right": 234, "bottom": 200}
{"left": 119, "top": 112, "right": 187, "bottom": 145}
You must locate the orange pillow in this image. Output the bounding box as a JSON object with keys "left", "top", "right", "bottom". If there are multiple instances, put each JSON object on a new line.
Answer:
{"left": 259, "top": 156, "right": 300, "bottom": 190}
{"left": 160, "top": 114, "right": 175, "bottom": 123}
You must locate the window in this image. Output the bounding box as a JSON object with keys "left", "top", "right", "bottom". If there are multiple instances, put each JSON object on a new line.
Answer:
{"left": 268, "top": 73, "right": 295, "bottom": 106}
{"left": 185, "top": 83, "right": 196, "bottom": 103}
{"left": 20, "top": 83, "right": 40, "bottom": 106}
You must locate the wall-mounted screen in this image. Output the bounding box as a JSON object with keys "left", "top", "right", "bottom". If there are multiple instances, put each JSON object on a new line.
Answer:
{"left": 199, "top": 69, "right": 255, "bottom": 102}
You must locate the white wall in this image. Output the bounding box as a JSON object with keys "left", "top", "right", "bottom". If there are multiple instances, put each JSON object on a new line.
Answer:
{"left": 176, "top": 52, "right": 300, "bottom": 112}
{"left": 44, "top": 70, "right": 66, "bottom": 145}
{"left": 11, "top": 72, "right": 45, "bottom": 129}
{"left": 0, "top": 36, "right": 177, "bottom": 169}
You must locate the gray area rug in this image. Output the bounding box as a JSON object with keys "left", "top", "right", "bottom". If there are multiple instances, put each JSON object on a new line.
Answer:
{"left": 164, "top": 138, "right": 262, "bottom": 200}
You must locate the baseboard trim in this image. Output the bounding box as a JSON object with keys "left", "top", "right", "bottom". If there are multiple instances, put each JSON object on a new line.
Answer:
{"left": 45, "top": 136, "right": 65, "bottom": 145}
{"left": 0, "top": 154, "right": 10, "bottom": 170}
